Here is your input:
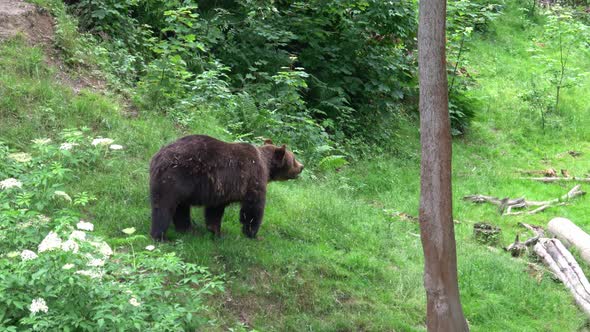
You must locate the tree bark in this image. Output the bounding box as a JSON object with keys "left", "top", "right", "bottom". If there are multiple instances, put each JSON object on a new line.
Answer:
{"left": 418, "top": 0, "right": 469, "bottom": 330}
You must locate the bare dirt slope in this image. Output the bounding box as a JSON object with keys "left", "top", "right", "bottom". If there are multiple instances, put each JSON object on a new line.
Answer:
{"left": 0, "top": 0, "right": 108, "bottom": 93}
{"left": 0, "top": 0, "right": 54, "bottom": 44}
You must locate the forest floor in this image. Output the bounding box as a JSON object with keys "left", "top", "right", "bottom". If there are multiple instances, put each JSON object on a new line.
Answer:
{"left": 1, "top": 1, "right": 589, "bottom": 331}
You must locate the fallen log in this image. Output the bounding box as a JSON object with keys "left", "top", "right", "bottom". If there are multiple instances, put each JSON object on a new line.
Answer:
{"left": 548, "top": 217, "right": 590, "bottom": 266}
{"left": 534, "top": 238, "right": 590, "bottom": 316}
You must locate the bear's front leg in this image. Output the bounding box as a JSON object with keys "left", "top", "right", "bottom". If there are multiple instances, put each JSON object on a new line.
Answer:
{"left": 205, "top": 205, "right": 226, "bottom": 237}
{"left": 173, "top": 203, "right": 192, "bottom": 233}
{"left": 240, "top": 198, "right": 265, "bottom": 238}
{"left": 151, "top": 206, "right": 174, "bottom": 241}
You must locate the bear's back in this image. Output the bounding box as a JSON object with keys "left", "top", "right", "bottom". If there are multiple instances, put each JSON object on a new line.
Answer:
{"left": 149, "top": 135, "right": 267, "bottom": 206}
{"left": 151, "top": 135, "right": 259, "bottom": 170}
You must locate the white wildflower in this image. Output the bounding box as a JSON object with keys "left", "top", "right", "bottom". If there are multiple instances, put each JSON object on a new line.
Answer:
{"left": 77, "top": 220, "right": 94, "bottom": 231}
{"left": 87, "top": 258, "right": 105, "bottom": 267}
{"left": 29, "top": 298, "right": 48, "bottom": 314}
{"left": 8, "top": 152, "right": 32, "bottom": 163}
{"left": 62, "top": 263, "right": 75, "bottom": 270}
{"left": 69, "top": 230, "right": 86, "bottom": 241}
{"left": 91, "top": 138, "right": 114, "bottom": 146}
{"left": 89, "top": 241, "right": 113, "bottom": 257}
{"left": 109, "top": 144, "right": 124, "bottom": 150}
{"left": 0, "top": 178, "right": 22, "bottom": 190}
{"left": 17, "top": 221, "right": 33, "bottom": 229}
{"left": 53, "top": 191, "right": 72, "bottom": 203}
{"left": 32, "top": 138, "right": 52, "bottom": 145}
{"left": 75, "top": 270, "right": 104, "bottom": 279}
{"left": 20, "top": 250, "right": 38, "bottom": 261}
{"left": 38, "top": 232, "right": 62, "bottom": 253}
{"left": 121, "top": 227, "right": 136, "bottom": 235}
{"left": 36, "top": 215, "right": 51, "bottom": 223}
{"left": 98, "top": 242, "right": 113, "bottom": 257}
{"left": 124, "top": 290, "right": 133, "bottom": 294}
{"left": 145, "top": 245, "right": 155, "bottom": 251}
{"left": 59, "top": 142, "right": 79, "bottom": 151}
{"left": 61, "top": 239, "right": 79, "bottom": 253}
{"left": 129, "top": 297, "right": 141, "bottom": 307}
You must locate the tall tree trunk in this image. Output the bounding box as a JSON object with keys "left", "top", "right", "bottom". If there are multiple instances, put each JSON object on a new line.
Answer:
{"left": 418, "top": 0, "right": 469, "bottom": 330}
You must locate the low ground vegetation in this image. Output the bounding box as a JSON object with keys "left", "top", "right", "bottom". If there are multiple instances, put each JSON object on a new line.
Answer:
{"left": 0, "top": 0, "right": 589, "bottom": 330}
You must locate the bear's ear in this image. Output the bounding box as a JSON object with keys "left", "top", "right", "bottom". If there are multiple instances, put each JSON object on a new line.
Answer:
{"left": 274, "top": 145, "right": 286, "bottom": 161}
{"left": 263, "top": 139, "right": 274, "bottom": 145}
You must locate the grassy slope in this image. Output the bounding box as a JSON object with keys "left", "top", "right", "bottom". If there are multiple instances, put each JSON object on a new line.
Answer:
{"left": 1, "top": 2, "right": 589, "bottom": 331}
{"left": 341, "top": 4, "right": 590, "bottom": 331}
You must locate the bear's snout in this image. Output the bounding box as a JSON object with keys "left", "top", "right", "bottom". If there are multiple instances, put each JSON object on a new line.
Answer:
{"left": 292, "top": 161, "right": 304, "bottom": 177}
{"left": 297, "top": 162, "right": 304, "bottom": 172}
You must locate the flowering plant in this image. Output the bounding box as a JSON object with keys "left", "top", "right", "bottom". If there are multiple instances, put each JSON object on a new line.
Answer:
{"left": 0, "top": 129, "right": 223, "bottom": 330}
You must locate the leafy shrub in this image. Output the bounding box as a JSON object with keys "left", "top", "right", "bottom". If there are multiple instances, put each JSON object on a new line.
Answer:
{"left": 518, "top": 79, "right": 552, "bottom": 130}
{"left": 211, "top": 0, "right": 417, "bottom": 141}
{"left": 318, "top": 155, "right": 349, "bottom": 172}
{"left": 517, "top": 4, "right": 590, "bottom": 132}
{"left": 54, "top": 0, "right": 417, "bottom": 160}
{"left": 532, "top": 5, "right": 589, "bottom": 112}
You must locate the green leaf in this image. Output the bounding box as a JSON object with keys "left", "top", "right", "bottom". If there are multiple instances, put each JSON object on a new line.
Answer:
{"left": 122, "top": 227, "right": 136, "bottom": 235}
{"left": 318, "top": 155, "right": 348, "bottom": 171}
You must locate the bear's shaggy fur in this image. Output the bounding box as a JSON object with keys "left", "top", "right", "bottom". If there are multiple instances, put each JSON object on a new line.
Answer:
{"left": 149, "top": 135, "right": 304, "bottom": 241}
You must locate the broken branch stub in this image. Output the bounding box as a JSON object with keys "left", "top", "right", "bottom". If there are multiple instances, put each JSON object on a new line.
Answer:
{"left": 506, "top": 235, "right": 527, "bottom": 257}
{"left": 505, "top": 223, "right": 544, "bottom": 257}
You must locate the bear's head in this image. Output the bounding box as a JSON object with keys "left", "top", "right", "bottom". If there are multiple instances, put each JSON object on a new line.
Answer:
{"left": 262, "top": 140, "right": 304, "bottom": 181}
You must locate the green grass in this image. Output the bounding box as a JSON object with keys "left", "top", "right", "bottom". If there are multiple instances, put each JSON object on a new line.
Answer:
{"left": 1, "top": 1, "right": 590, "bottom": 330}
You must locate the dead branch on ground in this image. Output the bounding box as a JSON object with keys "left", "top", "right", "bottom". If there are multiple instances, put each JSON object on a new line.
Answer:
{"left": 518, "top": 168, "right": 557, "bottom": 177}
{"left": 464, "top": 185, "right": 585, "bottom": 216}
{"left": 522, "top": 177, "right": 590, "bottom": 183}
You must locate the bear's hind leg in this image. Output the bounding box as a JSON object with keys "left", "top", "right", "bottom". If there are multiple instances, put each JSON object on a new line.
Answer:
{"left": 173, "top": 203, "right": 192, "bottom": 233}
{"left": 151, "top": 206, "right": 174, "bottom": 241}
{"left": 205, "top": 205, "right": 225, "bottom": 237}
{"left": 240, "top": 199, "right": 265, "bottom": 238}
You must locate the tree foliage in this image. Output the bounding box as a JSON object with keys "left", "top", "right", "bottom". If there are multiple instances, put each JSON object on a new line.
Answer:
{"left": 64, "top": 0, "right": 501, "bottom": 160}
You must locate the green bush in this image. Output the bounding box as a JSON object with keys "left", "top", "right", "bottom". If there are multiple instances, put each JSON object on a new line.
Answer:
{"left": 0, "top": 131, "right": 223, "bottom": 331}
{"left": 54, "top": 0, "right": 415, "bottom": 157}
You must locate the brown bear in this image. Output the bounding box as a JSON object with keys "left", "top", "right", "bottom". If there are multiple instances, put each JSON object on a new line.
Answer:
{"left": 149, "top": 135, "right": 304, "bottom": 241}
